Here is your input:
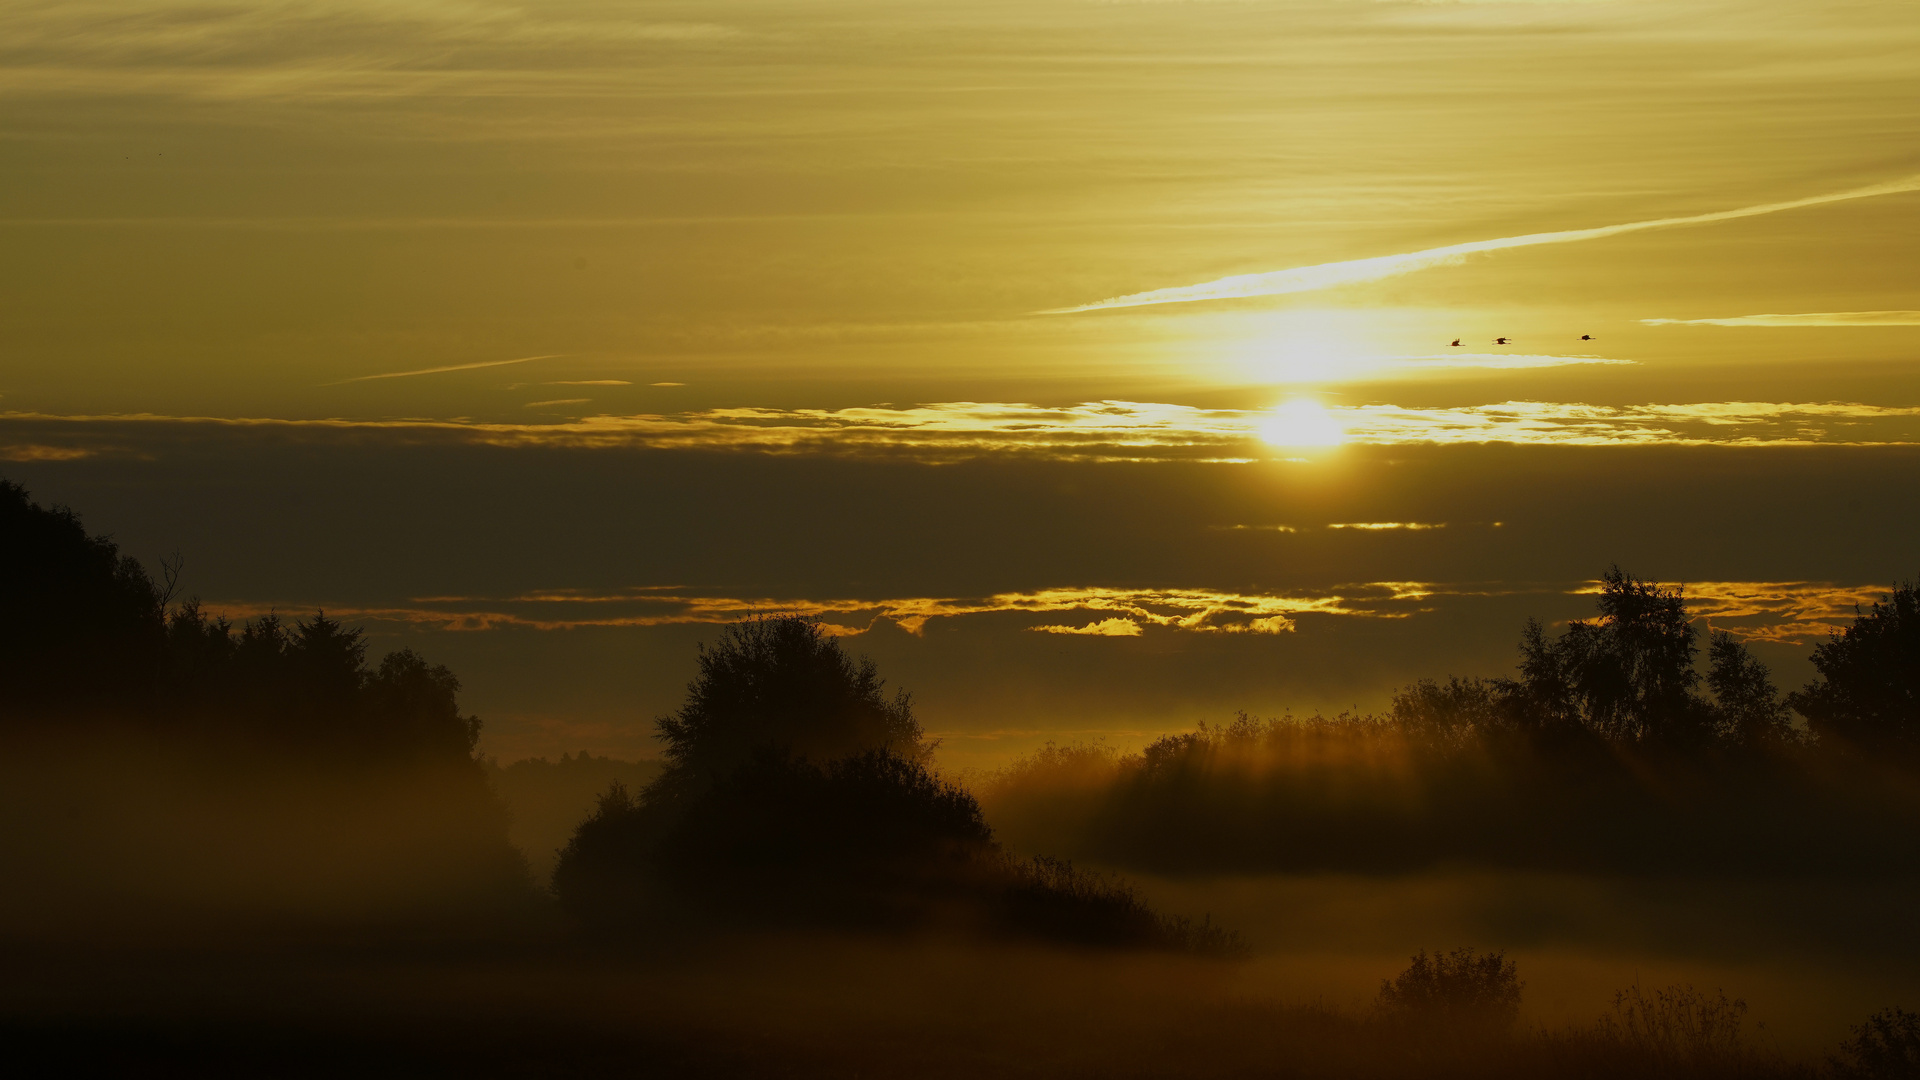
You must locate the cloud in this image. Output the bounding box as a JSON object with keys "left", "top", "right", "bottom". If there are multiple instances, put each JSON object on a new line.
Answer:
{"left": 9, "top": 398, "right": 1920, "bottom": 467}
{"left": 1643, "top": 311, "right": 1920, "bottom": 327}
{"left": 180, "top": 579, "right": 1892, "bottom": 647}
{"left": 1045, "top": 175, "right": 1920, "bottom": 313}
{"left": 1328, "top": 522, "right": 1446, "bottom": 530}
{"left": 329, "top": 354, "right": 560, "bottom": 385}
{"left": 1572, "top": 579, "right": 1896, "bottom": 645}
{"left": 524, "top": 398, "right": 591, "bottom": 408}
{"left": 0, "top": 444, "right": 93, "bottom": 462}
{"left": 193, "top": 582, "right": 1452, "bottom": 637}
{"left": 1031, "top": 619, "right": 1145, "bottom": 637}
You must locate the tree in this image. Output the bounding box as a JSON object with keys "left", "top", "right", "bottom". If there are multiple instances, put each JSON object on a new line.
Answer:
{"left": 1790, "top": 582, "right": 1920, "bottom": 758}
{"left": 1510, "top": 567, "right": 1710, "bottom": 743}
{"left": 647, "top": 614, "right": 926, "bottom": 806}
{"left": 0, "top": 480, "right": 166, "bottom": 719}
{"left": 1705, "top": 631, "right": 1796, "bottom": 746}
{"left": 556, "top": 615, "right": 951, "bottom": 924}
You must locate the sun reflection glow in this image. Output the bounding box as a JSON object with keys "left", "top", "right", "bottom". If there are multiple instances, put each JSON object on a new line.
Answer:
{"left": 1259, "top": 398, "right": 1346, "bottom": 447}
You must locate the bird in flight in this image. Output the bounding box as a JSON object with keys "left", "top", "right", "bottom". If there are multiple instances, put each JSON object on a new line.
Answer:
{"left": 1580, "top": 334, "right": 1593, "bottom": 341}
{"left": 1493, "top": 337, "right": 1511, "bottom": 345}
{"left": 1449, "top": 339, "right": 1462, "bottom": 347}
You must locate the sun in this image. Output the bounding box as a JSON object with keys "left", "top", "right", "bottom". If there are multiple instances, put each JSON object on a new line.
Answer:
{"left": 1258, "top": 398, "right": 1346, "bottom": 447}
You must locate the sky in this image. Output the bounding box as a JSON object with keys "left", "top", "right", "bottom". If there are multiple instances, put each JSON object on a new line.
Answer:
{"left": 3, "top": 0, "right": 1917, "bottom": 767}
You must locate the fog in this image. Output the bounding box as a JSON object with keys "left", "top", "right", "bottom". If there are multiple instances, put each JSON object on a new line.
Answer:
{"left": 7, "top": 480, "right": 1920, "bottom": 1077}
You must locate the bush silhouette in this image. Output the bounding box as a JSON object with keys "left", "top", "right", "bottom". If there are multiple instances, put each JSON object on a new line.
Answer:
{"left": 1377, "top": 948, "right": 1524, "bottom": 1035}
{"left": 1597, "top": 984, "right": 1751, "bottom": 1067}
{"left": 1833, "top": 1008, "right": 1920, "bottom": 1080}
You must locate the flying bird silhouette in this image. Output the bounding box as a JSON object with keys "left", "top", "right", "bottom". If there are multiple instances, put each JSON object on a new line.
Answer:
{"left": 1493, "top": 337, "right": 1511, "bottom": 345}
{"left": 1581, "top": 334, "right": 1593, "bottom": 340}
{"left": 1449, "top": 339, "right": 1462, "bottom": 347}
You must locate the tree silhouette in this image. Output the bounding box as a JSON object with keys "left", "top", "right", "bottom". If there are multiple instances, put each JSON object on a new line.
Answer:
{"left": 0, "top": 480, "right": 485, "bottom": 765}
{"left": 1706, "top": 630, "right": 1797, "bottom": 746}
{"left": 646, "top": 614, "right": 926, "bottom": 807}
{"left": 1515, "top": 567, "right": 1708, "bottom": 743}
{"left": 1789, "top": 582, "right": 1920, "bottom": 758}
{"left": 0, "top": 479, "right": 166, "bottom": 719}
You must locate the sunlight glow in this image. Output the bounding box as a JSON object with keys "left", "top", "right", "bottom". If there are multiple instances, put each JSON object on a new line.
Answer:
{"left": 1259, "top": 399, "right": 1346, "bottom": 448}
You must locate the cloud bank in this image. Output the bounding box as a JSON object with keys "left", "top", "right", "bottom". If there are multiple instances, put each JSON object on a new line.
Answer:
{"left": 10, "top": 399, "right": 1920, "bottom": 465}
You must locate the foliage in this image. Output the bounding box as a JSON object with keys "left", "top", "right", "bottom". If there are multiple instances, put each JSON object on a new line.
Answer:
{"left": 1598, "top": 985, "right": 1752, "bottom": 1066}
{"left": 978, "top": 569, "right": 1920, "bottom": 878}
{"left": 0, "top": 480, "right": 531, "bottom": 923}
{"left": 1377, "top": 948, "right": 1524, "bottom": 1034}
{"left": 1, "top": 481, "right": 482, "bottom": 766}
{"left": 555, "top": 614, "right": 1231, "bottom": 952}
{"left": 648, "top": 614, "right": 926, "bottom": 806}
{"left": 0, "top": 479, "right": 167, "bottom": 716}
{"left": 1832, "top": 1008, "right": 1920, "bottom": 1080}
{"left": 1790, "top": 583, "right": 1920, "bottom": 759}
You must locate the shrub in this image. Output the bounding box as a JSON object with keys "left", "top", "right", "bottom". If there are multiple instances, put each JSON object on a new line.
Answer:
{"left": 1597, "top": 984, "right": 1751, "bottom": 1066}
{"left": 1377, "top": 948, "right": 1523, "bottom": 1035}
{"left": 1833, "top": 1008, "right": 1920, "bottom": 1080}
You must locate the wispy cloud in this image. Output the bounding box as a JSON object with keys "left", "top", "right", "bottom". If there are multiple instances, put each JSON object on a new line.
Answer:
{"left": 524, "top": 398, "right": 590, "bottom": 408}
{"left": 1328, "top": 522, "right": 1446, "bottom": 531}
{"left": 1046, "top": 175, "right": 1920, "bottom": 313}
{"left": 1032, "top": 619, "right": 1146, "bottom": 637}
{"left": 328, "top": 354, "right": 560, "bottom": 385}
{"left": 1643, "top": 311, "right": 1920, "bottom": 327}
{"left": 1574, "top": 580, "right": 1895, "bottom": 645}
{"left": 0, "top": 443, "right": 93, "bottom": 462}
{"left": 192, "top": 582, "right": 1449, "bottom": 638}
{"left": 181, "top": 579, "right": 1893, "bottom": 646}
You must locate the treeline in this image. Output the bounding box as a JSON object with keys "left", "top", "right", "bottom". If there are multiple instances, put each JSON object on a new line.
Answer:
{"left": 0, "top": 481, "right": 530, "bottom": 932}
{"left": 983, "top": 568, "right": 1920, "bottom": 877}
{"left": 2, "top": 480, "right": 482, "bottom": 765}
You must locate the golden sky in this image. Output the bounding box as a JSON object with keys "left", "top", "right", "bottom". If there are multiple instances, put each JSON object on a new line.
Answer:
{"left": 4, "top": 0, "right": 1917, "bottom": 764}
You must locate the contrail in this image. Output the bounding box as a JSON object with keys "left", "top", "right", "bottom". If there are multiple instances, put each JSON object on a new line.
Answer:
{"left": 1643, "top": 311, "right": 1920, "bottom": 327}
{"left": 327, "top": 354, "right": 563, "bottom": 385}
{"left": 1042, "top": 175, "right": 1920, "bottom": 314}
